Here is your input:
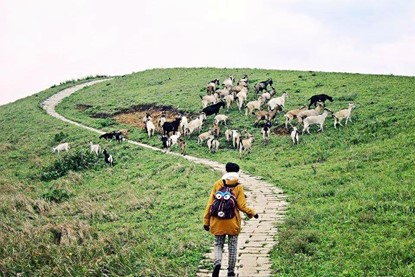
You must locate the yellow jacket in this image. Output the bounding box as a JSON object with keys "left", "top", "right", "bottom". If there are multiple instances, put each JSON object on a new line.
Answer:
{"left": 203, "top": 173, "right": 256, "bottom": 235}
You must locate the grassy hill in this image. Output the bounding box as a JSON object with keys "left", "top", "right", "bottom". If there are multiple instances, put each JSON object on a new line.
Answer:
{"left": 1, "top": 68, "right": 415, "bottom": 276}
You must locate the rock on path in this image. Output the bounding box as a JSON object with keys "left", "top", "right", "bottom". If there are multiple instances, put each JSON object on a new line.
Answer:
{"left": 42, "top": 80, "right": 288, "bottom": 277}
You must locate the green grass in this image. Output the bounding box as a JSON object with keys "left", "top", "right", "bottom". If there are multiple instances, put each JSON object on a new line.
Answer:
{"left": 1, "top": 68, "right": 415, "bottom": 276}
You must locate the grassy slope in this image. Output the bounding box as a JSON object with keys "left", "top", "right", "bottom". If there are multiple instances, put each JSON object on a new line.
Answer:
{"left": 57, "top": 68, "right": 415, "bottom": 276}
{"left": 0, "top": 79, "right": 216, "bottom": 276}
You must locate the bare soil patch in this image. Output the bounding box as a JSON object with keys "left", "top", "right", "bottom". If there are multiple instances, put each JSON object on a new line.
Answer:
{"left": 272, "top": 124, "right": 291, "bottom": 135}
{"left": 111, "top": 104, "right": 192, "bottom": 129}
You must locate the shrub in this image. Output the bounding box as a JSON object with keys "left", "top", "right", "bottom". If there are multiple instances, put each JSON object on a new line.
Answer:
{"left": 41, "top": 150, "right": 98, "bottom": 181}
{"left": 42, "top": 185, "right": 73, "bottom": 203}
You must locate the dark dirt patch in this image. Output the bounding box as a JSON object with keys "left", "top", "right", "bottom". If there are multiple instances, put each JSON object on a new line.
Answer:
{"left": 110, "top": 104, "right": 194, "bottom": 129}
{"left": 273, "top": 124, "right": 291, "bottom": 136}
{"left": 76, "top": 104, "right": 93, "bottom": 111}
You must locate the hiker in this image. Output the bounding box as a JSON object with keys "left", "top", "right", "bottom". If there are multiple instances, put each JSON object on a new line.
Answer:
{"left": 203, "top": 162, "right": 259, "bottom": 277}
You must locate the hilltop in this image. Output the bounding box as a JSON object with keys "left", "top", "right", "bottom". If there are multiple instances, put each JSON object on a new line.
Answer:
{"left": 1, "top": 68, "right": 414, "bottom": 276}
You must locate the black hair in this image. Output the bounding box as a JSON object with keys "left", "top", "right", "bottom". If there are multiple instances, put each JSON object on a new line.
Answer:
{"left": 225, "top": 162, "right": 240, "bottom": 173}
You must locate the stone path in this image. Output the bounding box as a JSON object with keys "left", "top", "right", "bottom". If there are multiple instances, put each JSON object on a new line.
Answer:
{"left": 42, "top": 80, "right": 288, "bottom": 277}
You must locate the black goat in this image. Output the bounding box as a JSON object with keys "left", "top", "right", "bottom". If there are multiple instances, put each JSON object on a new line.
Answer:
{"left": 160, "top": 135, "right": 171, "bottom": 152}
{"left": 308, "top": 94, "right": 333, "bottom": 109}
{"left": 99, "top": 131, "right": 115, "bottom": 140}
{"left": 202, "top": 101, "right": 225, "bottom": 116}
{"left": 254, "top": 78, "right": 273, "bottom": 95}
{"left": 162, "top": 117, "right": 181, "bottom": 135}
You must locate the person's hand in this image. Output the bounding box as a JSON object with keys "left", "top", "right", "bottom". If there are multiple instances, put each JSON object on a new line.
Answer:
{"left": 204, "top": 225, "right": 210, "bottom": 231}
{"left": 254, "top": 214, "right": 259, "bottom": 219}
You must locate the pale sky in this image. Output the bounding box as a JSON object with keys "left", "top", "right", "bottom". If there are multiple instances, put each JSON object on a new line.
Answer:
{"left": 1, "top": 0, "right": 415, "bottom": 106}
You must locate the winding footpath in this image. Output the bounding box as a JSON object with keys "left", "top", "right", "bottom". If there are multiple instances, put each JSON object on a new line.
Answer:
{"left": 42, "top": 80, "right": 288, "bottom": 277}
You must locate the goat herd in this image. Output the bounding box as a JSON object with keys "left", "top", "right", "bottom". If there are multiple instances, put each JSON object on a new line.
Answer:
{"left": 51, "top": 74, "right": 356, "bottom": 163}
{"left": 142, "top": 75, "right": 356, "bottom": 158}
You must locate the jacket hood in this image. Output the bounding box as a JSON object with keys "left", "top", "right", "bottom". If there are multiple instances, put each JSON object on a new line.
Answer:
{"left": 222, "top": 172, "right": 239, "bottom": 186}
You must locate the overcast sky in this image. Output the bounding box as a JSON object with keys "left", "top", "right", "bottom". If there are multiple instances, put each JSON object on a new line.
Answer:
{"left": 1, "top": 0, "right": 414, "bottom": 106}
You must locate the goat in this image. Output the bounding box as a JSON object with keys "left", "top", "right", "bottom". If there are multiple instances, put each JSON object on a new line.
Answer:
{"left": 245, "top": 97, "right": 265, "bottom": 116}
{"left": 232, "top": 130, "right": 241, "bottom": 149}
{"left": 186, "top": 113, "right": 207, "bottom": 136}
{"left": 308, "top": 94, "right": 333, "bottom": 109}
{"left": 297, "top": 102, "right": 325, "bottom": 124}
{"left": 118, "top": 129, "right": 129, "bottom": 140}
{"left": 200, "top": 93, "right": 218, "bottom": 108}
{"left": 302, "top": 109, "right": 333, "bottom": 134}
{"left": 158, "top": 112, "right": 167, "bottom": 132}
{"left": 103, "top": 149, "right": 113, "bottom": 166}
{"left": 236, "top": 89, "right": 248, "bottom": 111}
{"left": 198, "top": 130, "right": 213, "bottom": 144}
{"left": 284, "top": 105, "right": 308, "bottom": 127}
{"left": 239, "top": 134, "right": 255, "bottom": 158}
{"left": 114, "top": 132, "right": 124, "bottom": 143}
{"left": 261, "top": 121, "right": 272, "bottom": 144}
{"left": 267, "top": 92, "right": 288, "bottom": 110}
{"left": 334, "top": 103, "right": 355, "bottom": 128}
{"left": 179, "top": 115, "right": 189, "bottom": 134}
{"left": 52, "top": 142, "right": 70, "bottom": 154}
{"left": 207, "top": 136, "right": 220, "bottom": 153}
{"left": 254, "top": 78, "right": 273, "bottom": 95}
{"left": 142, "top": 113, "right": 152, "bottom": 124}
{"left": 146, "top": 118, "right": 156, "bottom": 137}
{"left": 291, "top": 127, "right": 299, "bottom": 145}
{"left": 89, "top": 142, "right": 100, "bottom": 156}
{"left": 169, "top": 132, "right": 181, "bottom": 150}
{"left": 216, "top": 88, "right": 231, "bottom": 98}
{"left": 222, "top": 76, "right": 234, "bottom": 89}
{"left": 202, "top": 101, "right": 225, "bottom": 116}
{"left": 224, "top": 128, "right": 233, "bottom": 142}
{"left": 178, "top": 138, "right": 187, "bottom": 155}
{"left": 238, "top": 75, "right": 249, "bottom": 86}
{"left": 207, "top": 79, "right": 219, "bottom": 94}
{"left": 160, "top": 135, "right": 171, "bottom": 152}
{"left": 214, "top": 114, "right": 229, "bottom": 125}
{"left": 254, "top": 105, "right": 282, "bottom": 126}
{"left": 211, "top": 123, "right": 220, "bottom": 137}
{"left": 225, "top": 94, "right": 235, "bottom": 110}
{"left": 99, "top": 132, "right": 115, "bottom": 140}
{"left": 162, "top": 117, "right": 181, "bottom": 136}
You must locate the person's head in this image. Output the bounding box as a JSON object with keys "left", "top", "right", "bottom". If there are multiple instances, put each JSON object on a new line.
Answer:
{"left": 225, "top": 162, "right": 240, "bottom": 173}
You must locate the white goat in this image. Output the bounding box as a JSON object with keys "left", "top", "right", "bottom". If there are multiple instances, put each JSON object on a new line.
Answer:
{"left": 245, "top": 97, "right": 264, "bottom": 116}
{"left": 334, "top": 103, "right": 355, "bottom": 128}
{"left": 225, "top": 94, "right": 235, "bottom": 110}
{"left": 297, "top": 102, "right": 325, "bottom": 124}
{"left": 216, "top": 88, "right": 231, "bottom": 98}
{"left": 198, "top": 130, "right": 213, "bottom": 144}
{"left": 222, "top": 76, "right": 234, "bottom": 89}
{"left": 267, "top": 92, "right": 288, "bottom": 110}
{"left": 232, "top": 130, "right": 241, "bottom": 149}
{"left": 207, "top": 137, "right": 220, "bottom": 153}
{"left": 179, "top": 115, "right": 189, "bottom": 134}
{"left": 52, "top": 142, "right": 70, "bottom": 154}
{"left": 169, "top": 132, "right": 181, "bottom": 149}
{"left": 236, "top": 89, "right": 248, "bottom": 111}
{"left": 158, "top": 113, "right": 166, "bottom": 132}
{"left": 89, "top": 142, "right": 100, "bottom": 156}
{"left": 302, "top": 109, "right": 333, "bottom": 134}
{"left": 291, "top": 127, "right": 299, "bottom": 145}
{"left": 239, "top": 134, "right": 255, "bottom": 158}
{"left": 201, "top": 93, "right": 218, "bottom": 108}
{"left": 224, "top": 128, "right": 233, "bottom": 142}
{"left": 214, "top": 114, "right": 229, "bottom": 125}
{"left": 146, "top": 118, "right": 156, "bottom": 137}
{"left": 186, "top": 113, "right": 206, "bottom": 136}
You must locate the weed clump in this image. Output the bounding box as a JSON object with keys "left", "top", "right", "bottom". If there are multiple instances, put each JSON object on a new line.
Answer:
{"left": 40, "top": 150, "right": 98, "bottom": 181}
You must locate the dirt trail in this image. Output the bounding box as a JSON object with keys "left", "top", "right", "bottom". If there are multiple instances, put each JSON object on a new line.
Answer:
{"left": 42, "top": 80, "right": 288, "bottom": 277}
